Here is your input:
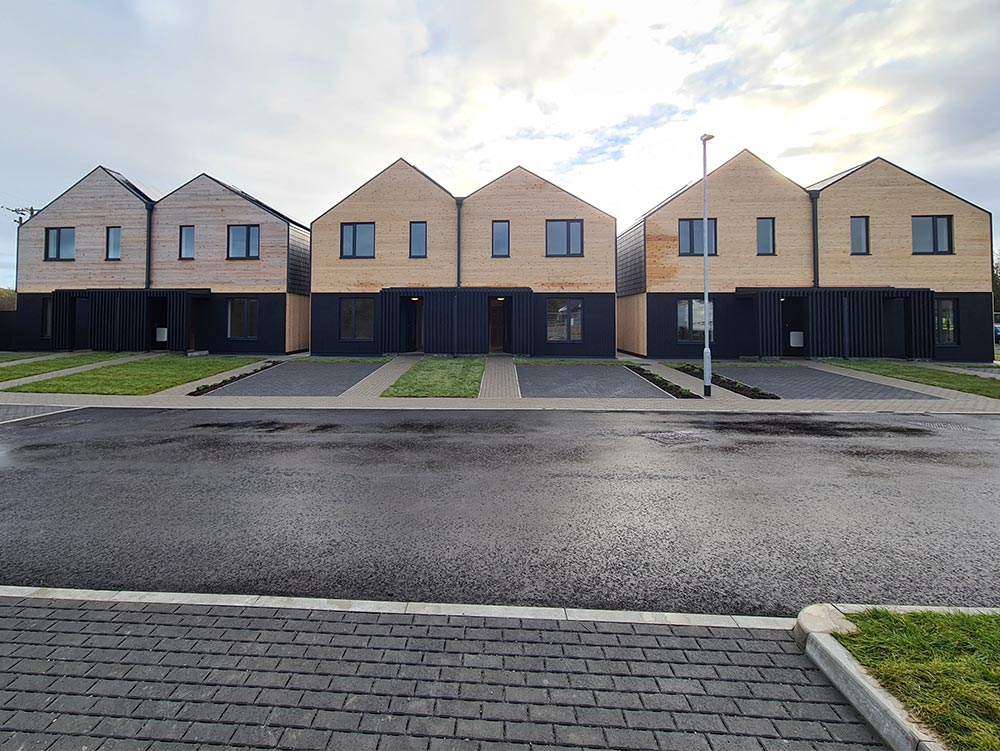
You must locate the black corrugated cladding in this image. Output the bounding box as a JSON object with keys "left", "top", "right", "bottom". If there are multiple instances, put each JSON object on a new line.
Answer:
{"left": 51, "top": 289, "right": 195, "bottom": 352}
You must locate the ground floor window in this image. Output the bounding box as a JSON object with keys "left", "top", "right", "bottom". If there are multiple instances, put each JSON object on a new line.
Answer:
{"left": 341, "top": 297, "right": 375, "bottom": 341}
{"left": 546, "top": 298, "right": 582, "bottom": 342}
{"left": 677, "top": 299, "right": 713, "bottom": 342}
{"left": 41, "top": 298, "right": 52, "bottom": 339}
{"left": 227, "top": 298, "right": 258, "bottom": 339}
{"left": 934, "top": 298, "right": 958, "bottom": 345}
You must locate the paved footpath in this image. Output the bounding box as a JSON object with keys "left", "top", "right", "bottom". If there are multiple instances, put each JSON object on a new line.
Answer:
{"left": 0, "top": 594, "right": 887, "bottom": 751}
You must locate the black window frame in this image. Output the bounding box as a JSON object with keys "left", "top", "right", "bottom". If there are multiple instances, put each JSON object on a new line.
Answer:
{"left": 226, "top": 298, "right": 258, "bottom": 340}
{"left": 545, "top": 297, "right": 584, "bottom": 343}
{"left": 105, "top": 226, "right": 122, "bottom": 261}
{"left": 340, "top": 222, "right": 376, "bottom": 258}
{"left": 850, "top": 216, "right": 870, "bottom": 256}
{"left": 545, "top": 219, "right": 584, "bottom": 257}
{"left": 340, "top": 297, "right": 376, "bottom": 341}
{"left": 677, "top": 298, "right": 715, "bottom": 343}
{"left": 44, "top": 227, "right": 75, "bottom": 261}
{"left": 178, "top": 225, "right": 195, "bottom": 260}
{"left": 491, "top": 220, "right": 510, "bottom": 258}
{"left": 678, "top": 218, "right": 717, "bottom": 256}
{"left": 934, "top": 297, "right": 959, "bottom": 346}
{"left": 912, "top": 215, "right": 953, "bottom": 255}
{"left": 41, "top": 297, "right": 52, "bottom": 339}
{"left": 409, "top": 221, "right": 427, "bottom": 259}
{"left": 227, "top": 224, "right": 260, "bottom": 260}
{"left": 755, "top": 217, "right": 775, "bottom": 256}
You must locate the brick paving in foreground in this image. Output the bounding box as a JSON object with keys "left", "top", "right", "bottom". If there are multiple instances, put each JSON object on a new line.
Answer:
{"left": 0, "top": 596, "right": 887, "bottom": 751}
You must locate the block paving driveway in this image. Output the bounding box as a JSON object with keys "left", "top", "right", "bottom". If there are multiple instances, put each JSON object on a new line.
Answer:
{"left": 0, "top": 596, "right": 886, "bottom": 751}
{"left": 207, "top": 362, "right": 384, "bottom": 398}
{"left": 712, "top": 366, "right": 932, "bottom": 400}
{"left": 516, "top": 365, "right": 671, "bottom": 399}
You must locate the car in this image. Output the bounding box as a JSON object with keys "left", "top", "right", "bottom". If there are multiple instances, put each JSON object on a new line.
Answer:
{"left": 995, "top": 323, "right": 1000, "bottom": 344}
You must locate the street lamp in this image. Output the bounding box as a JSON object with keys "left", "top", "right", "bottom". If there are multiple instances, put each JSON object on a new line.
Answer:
{"left": 700, "top": 133, "right": 714, "bottom": 397}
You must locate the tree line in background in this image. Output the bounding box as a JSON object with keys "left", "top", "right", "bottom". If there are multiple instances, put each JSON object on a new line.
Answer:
{"left": 0, "top": 288, "right": 14, "bottom": 312}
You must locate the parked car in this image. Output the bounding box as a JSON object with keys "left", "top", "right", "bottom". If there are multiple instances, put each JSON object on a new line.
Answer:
{"left": 995, "top": 323, "right": 1000, "bottom": 344}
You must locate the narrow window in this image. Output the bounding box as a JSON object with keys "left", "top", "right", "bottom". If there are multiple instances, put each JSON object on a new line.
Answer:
{"left": 340, "top": 222, "right": 375, "bottom": 258}
{"left": 678, "top": 219, "right": 717, "bottom": 256}
{"left": 492, "top": 220, "right": 510, "bottom": 257}
{"left": 934, "top": 298, "right": 958, "bottom": 345}
{"left": 179, "top": 226, "right": 195, "bottom": 259}
{"left": 409, "top": 222, "right": 427, "bottom": 258}
{"left": 912, "top": 216, "right": 953, "bottom": 254}
{"left": 41, "top": 298, "right": 52, "bottom": 339}
{"left": 44, "top": 227, "right": 75, "bottom": 260}
{"left": 545, "top": 220, "right": 583, "bottom": 256}
{"left": 545, "top": 298, "right": 583, "bottom": 342}
{"left": 850, "top": 216, "right": 869, "bottom": 255}
{"left": 756, "top": 218, "right": 775, "bottom": 255}
{"left": 227, "top": 225, "right": 260, "bottom": 259}
{"left": 677, "top": 299, "right": 714, "bottom": 342}
{"left": 227, "top": 298, "right": 258, "bottom": 339}
{"left": 106, "top": 227, "right": 121, "bottom": 261}
{"left": 340, "top": 298, "right": 375, "bottom": 341}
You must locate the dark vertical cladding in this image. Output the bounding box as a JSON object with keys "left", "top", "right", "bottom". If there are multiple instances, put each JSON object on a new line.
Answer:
{"left": 286, "top": 224, "right": 311, "bottom": 295}
{"left": 932, "top": 292, "right": 993, "bottom": 361}
{"left": 616, "top": 222, "right": 646, "bottom": 296}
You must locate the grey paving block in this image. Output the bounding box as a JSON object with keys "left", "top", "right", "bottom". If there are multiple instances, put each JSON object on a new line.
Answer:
{"left": 207, "top": 361, "right": 384, "bottom": 397}
{"left": 715, "top": 365, "right": 933, "bottom": 400}
{"left": 516, "top": 365, "right": 671, "bottom": 398}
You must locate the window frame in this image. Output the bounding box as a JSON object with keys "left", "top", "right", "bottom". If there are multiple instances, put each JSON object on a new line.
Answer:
{"left": 545, "top": 297, "right": 584, "bottom": 343}
{"left": 491, "top": 220, "right": 510, "bottom": 258}
{"left": 912, "top": 215, "right": 954, "bottom": 255}
{"left": 340, "top": 297, "right": 376, "bottom": 342}
{"left": 226, "top": 298, "right": 259, "bottom": 340}
{"left": 41, "top": 297, "right": 52, "bottom": 339}
{"left": 755, "top": 217, "right": 775, "bottom": 256}
{"left": 105, "top": 226, "right": 122, "bottom": 261}
{"left": 678, "top": 218, "right": 717, "bottom": 256}
{"left": 850, "top": 216, "right": 870, "bottom": 256}
{"left": 677, "top": 298, "right": 715, "bottom": 343}
{"left": 409, "top": 221, "right": 427, "bottom": 259}
{"left": 44, "top": 227, "right": 75, "bottom": 261}
{"left": 934, "top": 297, "right": 959, "bottom": 347}
{"left": 226, "top": 224, "right": 260, "bottom": 260}
{"left": 545, "top": 219, "right": 584, "bottom": 257}
{"left": 340, "top": 222, "right": 376, "bottom": 259}
{"left": 178, "top": 225, "right": 195, "bottom": 260}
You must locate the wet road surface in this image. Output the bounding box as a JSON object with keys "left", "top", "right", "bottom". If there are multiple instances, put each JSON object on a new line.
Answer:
{"left": 1, "top": 408, "right": 998, "bottom": 616}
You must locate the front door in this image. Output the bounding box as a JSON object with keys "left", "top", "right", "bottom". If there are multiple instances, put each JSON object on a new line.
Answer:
{"left": 781, "top": 297, "right": 807, "bottom": 357}
{"left": 148, "top": 297, "right": 169, "bottom": 350}
{"left": 73, "top": 297, "right": 91, "bottom": 350}
{"left": 488, "top": 297, "right": 509, "bottom": 353}
{"left": 400, "top": 297, "right": 424, "bottom": 353}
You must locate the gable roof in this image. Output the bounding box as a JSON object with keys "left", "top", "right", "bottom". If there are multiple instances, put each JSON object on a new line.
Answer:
{"left": 104, "top": 168, "right": 163, "bottom": 203}
{"left": 158, "top": 173, "right": 308, "bottom": 230}
{"left": 21, "top": 165, "right": 157, "bottom": 225}
{"left": 462, "top": 165, "right": 615, "bottom": 220}
{"left": 312, "top": 158, "right": 454, "bottom": 225}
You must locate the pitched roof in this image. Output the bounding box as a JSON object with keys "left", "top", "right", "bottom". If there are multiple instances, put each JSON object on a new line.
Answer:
{"left": 462, "top": 165, "right": 615, "bottom": 220}
{"left": 20, "top": 166, "right": 157, "bottom": 226}
{"left": 805, "top": 159, "right": 876, "bottom": 192}
{"left": 158, "top": 173, "right": 308, "bottom": 230}
{"left": 103, "top": 168, "right": 163, "bottom": 203}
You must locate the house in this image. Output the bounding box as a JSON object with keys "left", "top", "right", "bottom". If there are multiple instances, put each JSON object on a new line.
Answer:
{"left": 13, "top": 167, "right": 310, "bottom": 354}
{"left": 310, "top": 159, "right": 616, "bottom": 356}
{"left": 616, "top": 150, "right": 994, "bottom": 362}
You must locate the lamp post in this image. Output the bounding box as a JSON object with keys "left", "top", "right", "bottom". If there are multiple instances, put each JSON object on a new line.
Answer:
{"left": 700, "top": 133, "right": 714, "bottom": 397}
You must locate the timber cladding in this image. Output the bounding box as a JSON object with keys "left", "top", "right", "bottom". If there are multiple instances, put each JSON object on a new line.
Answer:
{"left": 644, "top": 150, "right": 813, "bottom": 294}
{"left": 150, "top": 175, "right": 292, "bottom": 293}
{"left": 816, "top": 158, "right": 992, "bottom": 292}
{"left": 285, "top": 292, "right": 311, "bottom": 353}
{"left": 17, "top": 168, "right": 149, "bottom": 293}
{"left": 460, "top": 167, "right": 616, "bottom": 293}
{"left": 615, "top": 293, "right": 647, "bottom": 356}
{"left": 311, "top": 160, "right": 458, "bottom": 293}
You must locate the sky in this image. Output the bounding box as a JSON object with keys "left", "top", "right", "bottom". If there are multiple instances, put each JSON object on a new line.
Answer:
{"left": 1, "top": 0, "right": 998, "bottom": 288}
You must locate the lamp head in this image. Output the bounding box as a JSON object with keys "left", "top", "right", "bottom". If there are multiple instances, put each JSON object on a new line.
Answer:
{"left": 701, "top": 133, "right": 715, "bottom": 143}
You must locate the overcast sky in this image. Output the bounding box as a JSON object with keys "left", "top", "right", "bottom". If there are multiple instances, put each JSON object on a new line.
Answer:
{"left": 1, "top": 0, "right": 997, "bottom": 288}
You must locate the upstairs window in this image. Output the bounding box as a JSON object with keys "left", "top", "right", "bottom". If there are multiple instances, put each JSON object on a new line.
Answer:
{"left": 341, "top": 222, "right": 375, "bottom": 258}
{"left": 45, "top": 227, "right": 75, "bottom": 260}
{"left": 850, "top": 216, "right": 870, "bottom": 255}
{"left": 492, "top": 220, "right": 510, "bottom": 257}
{"left": 227, "top": 298, "right": 258, "bottom": 339}
{"left": 545, "top": 298, "right": 583, "bottom": 342}
{"left": 678, "top": 218, "right": 716, "bottom": 256}
{"left": 546, "top": 220, "right": 583, "bottom": 256}
{"left": 912, "top": 216, "right": 953, "bottom": 254}
{"left": 409, "top": 222, "right": 427, "bottom": 258}
{"left": 228, "top": 225, "right": 260, "bottom": 259}
{"left": 756, "top": 218, "right": 775, "bottom": 256}
{"left": 179, "top": 226, "right": 195, "bottom": 259}
{"left": 106, "top": 227, "right": 121, "bottom": 260}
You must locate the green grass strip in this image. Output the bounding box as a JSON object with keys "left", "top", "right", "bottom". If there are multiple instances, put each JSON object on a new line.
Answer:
{"left": 0, "top": 352, "right": 124, "bottom": 383}
{"left": 0, "top": 353, "right": 47, "bottom": 364}
{"left": 828, "top": 359, "right": 1000, "bottom": 399}
{"left": 5, "top": 355, "right": 261, "bottom": 395}
{"left": 382, "top": 357, "right": 485, "bottom": 398}
{"left": 837, "top": 610, "right": 1000, "bottom": 751}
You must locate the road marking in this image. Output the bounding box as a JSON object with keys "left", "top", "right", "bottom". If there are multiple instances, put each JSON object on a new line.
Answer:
{"left": 0, "top": 406, "right": 84, "bottom": 426}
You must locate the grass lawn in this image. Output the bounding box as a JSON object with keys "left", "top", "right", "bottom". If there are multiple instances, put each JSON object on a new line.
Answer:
{"left": 5, "top": 355, "right": 262, "bottom": 395}
{"left": 0, "top": 352, "right": 124, "bottom": 383}
{"left": 0, "top": 353, "right": 46, "bottom": 364}
{"left": 382, "top": 357, "right": 484, "bottom": 397}
{"left": 837, "top": 609, "right": 1000, "bottom": 751}
{"left": 828, "top": 359, "right": 1000, "bottom": 399}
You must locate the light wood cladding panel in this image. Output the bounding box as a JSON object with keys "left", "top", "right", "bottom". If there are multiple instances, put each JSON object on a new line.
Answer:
{"left": 644, "top": 151, "right": 813, "bottom": 293}
{"left": 816, "top": 159, "right": 991, "bottom": 292}
{"left": 17, "top": 168, "right": 149, "bottom": 293}
{"left": 151, "top": 175, "right": 290, "bottom": 293}
{"left": 311, "top": 160, "right": 458, "bottom": 293}
{"left": 285, "top": 293, "right": 311, "bottom": 352}
{"left": 460, "top": 167, "right": 615, "bottom": 292}
{"left": 616, "top": 293, "right": 647, "bottom": 355}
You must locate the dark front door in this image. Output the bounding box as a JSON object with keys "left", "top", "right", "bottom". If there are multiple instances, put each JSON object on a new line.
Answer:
{"left": 148, "top": 297, "right": 169, "bottom": 350}
{"left": 400, "top": 297, "right": 424, "bottom": 353}
{"left": 781, "top": 297, "right": 807, "bottom": 357}
{"left": 73, "top": 297, "right": 91, "bottom": 350}
{"left": 488, "top": 297, "right": 509, "bottom": 353}
{"left": 190, "top": 297, "right": 211, "bottom": 351}
{"left": 882, "top": 298, "right": 908, "bottom": 359}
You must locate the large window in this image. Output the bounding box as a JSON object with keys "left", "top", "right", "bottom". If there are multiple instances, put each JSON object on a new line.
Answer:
{"left": 45, "top": 227, "right": 75, "bottom": 260}
{"left": 492, "top": 220, "right": 509, "bottom": 257}
{"left": 912, "top": 216, "right": 953, "bottom": 254}
{"left": 934, "top": 298, "right": 958, "bottom": 346}
{"left": 677, "top": 299, "right": 714, "bottom": 342}
{"left": 545, "top": 298, "right": 583, "bottom": 342}
{"left": 545, "top": 220, "right": 583, "bottom": 256}
{"left": 106, "top": 227, "right": 121, "bottom": 261}
{"left": 678, "top": 219, "right": 717, "bottom": 256}
{"left": 409, "top": 222, "right": 427, "bottom": 258}
{"left": 228, "top": 225, "right": 260, "bottom": 259}
{"left": 227, "top": 298, "right": 258, "bottom": 339}
{"left": 850, "top": 216, "right": 870, "bottom": 255}
{"left": 340, "top": 298, "right": 375, "bottom": 341}
{"left": 179, "top": 226, "right": 195, "bottom": 259}
{"left": 341, "top": 222, "right": 375, "bottom": 258}
{"left": 41, "top": 298, "right": 52, "bottom": 339}
{"left": 756, "top": 218, "right": 775, "bottom": 256}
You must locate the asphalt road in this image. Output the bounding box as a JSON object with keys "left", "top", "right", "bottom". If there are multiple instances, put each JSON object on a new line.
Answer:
{"left": 1, "top": 407, "right": 998, "bottom": 616}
